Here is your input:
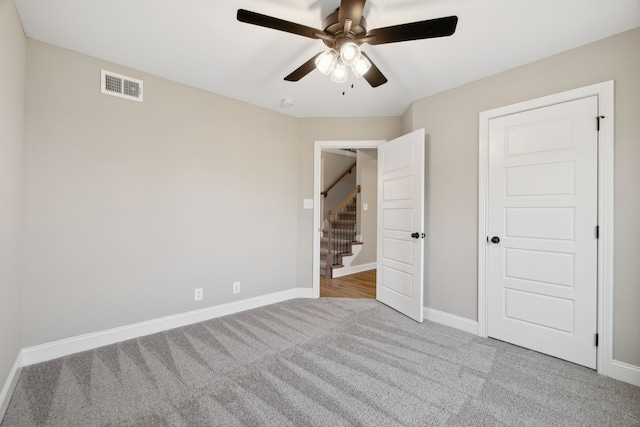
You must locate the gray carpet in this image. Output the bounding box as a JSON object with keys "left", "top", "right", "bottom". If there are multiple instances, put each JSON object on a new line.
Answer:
{"left": 2, "top": 298, "right": 639, "bottom": 426}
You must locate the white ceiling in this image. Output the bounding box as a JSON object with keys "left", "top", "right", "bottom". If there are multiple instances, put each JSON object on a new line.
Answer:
{"left": 14, "top": 0, "right": 640, "bottom": 118}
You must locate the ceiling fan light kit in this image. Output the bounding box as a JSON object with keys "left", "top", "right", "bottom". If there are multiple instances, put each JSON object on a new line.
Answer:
{"left": 330, "top": 60, "right": 349, "bottom": 83}
{"left": 352, "top": 54, "right": 372, "bottom": 79}
{"left": 340, "top": 42, "right": 360, "bottom": 66}
{"left": 315, "top": 42, "right": 371, "bottom": 82}
{"left": 237, "top": 0, "right": 458, "bottom": 88}
{"left": 315, "top": 49, "right": 339, "bottom": 75}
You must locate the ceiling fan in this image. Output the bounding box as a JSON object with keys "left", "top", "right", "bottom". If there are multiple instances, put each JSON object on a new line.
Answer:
{"left": 237, "top": 0, "right": 458, "bottom": 87}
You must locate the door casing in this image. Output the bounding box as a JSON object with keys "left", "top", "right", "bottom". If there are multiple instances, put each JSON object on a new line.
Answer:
{"left": 478, "top": 81, "right": 614, "bottom": 375}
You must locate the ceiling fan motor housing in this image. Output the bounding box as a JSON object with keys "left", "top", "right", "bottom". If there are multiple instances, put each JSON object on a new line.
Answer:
{"left": 322, "top": 8, "right": 368, "bottom": 48}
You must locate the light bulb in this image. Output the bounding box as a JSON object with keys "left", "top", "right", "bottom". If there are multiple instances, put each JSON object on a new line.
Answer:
{"left": 315, "top": 49, "right": 338, "bottom": 75}
{"left": 352, "top": 55, "right": 372, "bottom": 78}
{"left": 340, "top": 42, "right": 360, "bottom": 67}
{"left": 330, "top": 60, "right": 348, "bottom": 83}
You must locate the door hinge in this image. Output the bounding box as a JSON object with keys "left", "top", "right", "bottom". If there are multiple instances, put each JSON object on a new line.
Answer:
{"left": 596, "top": 225, "right": 599, "bottom": 239}
{"left": 596, "top": 115, "right": 605, "bottom": 131}
{"left": 595, "top": 333, "right": 599, "bottom": 347}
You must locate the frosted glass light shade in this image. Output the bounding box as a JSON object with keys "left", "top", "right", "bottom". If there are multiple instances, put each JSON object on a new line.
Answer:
{"left": 339, "top": 42, "right": 360, "bottom": 66}
{"left": 352, "top": 55, "right": 372, "bottom": 78}
{"left": 315, "top": 49, "right": 338, "bottom": 75}
{"left": 330, "top": 61, "right": 348, "bottom": 83}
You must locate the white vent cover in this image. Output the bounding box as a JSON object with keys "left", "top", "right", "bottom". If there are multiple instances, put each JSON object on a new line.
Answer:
{"left": 101, "top": 70, "right": 143, "bottom": 102}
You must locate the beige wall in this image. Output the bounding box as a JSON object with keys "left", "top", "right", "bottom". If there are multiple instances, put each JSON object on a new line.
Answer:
{"left": 401, "top": 104, "right": 413, "bottom": 135}
{"left": 19, "top": 40, "right": 403, "bottom": 350}
{"left": 21, "top": 40, "right": 300, "bottom": 346}
{"left": 321, "top": 151, "right": 357, "bottom": 223}
{"left": 296, "top": 118, "right": 402, "bottom": 288}
{"left": 405, "top": 27, "right": 640, "bottom": 366}
{"left": 0, "top": 0, "right": 25, "bottom": 397}
{"left": 353, "top": 149, "right": 377, "bottom": 266}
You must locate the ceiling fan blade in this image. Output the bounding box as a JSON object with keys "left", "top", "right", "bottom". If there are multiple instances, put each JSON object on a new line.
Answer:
{"left": 237, "top": 9, "right": 325, "bottom": 40}
{"left": 338, "top": 0, "right": 366, "bottom": 28}
{"left": 360, "top": 52, "right": 387, "bottom": 87}
{"left": 284, "top": 53, "right": 322, "bottom": 82}
{"left": 366, "top": 16, "right": 458, "bottom": 45}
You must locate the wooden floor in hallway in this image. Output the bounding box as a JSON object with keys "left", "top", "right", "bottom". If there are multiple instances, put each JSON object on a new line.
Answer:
{"left": 320, "top": 269, "right": 376, "bottom": 299}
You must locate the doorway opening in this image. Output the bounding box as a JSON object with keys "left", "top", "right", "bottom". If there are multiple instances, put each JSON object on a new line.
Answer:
{"left": 313, "top": 130, "right": 427, "bottom": 324}
{"left": 313, "top": 140, "right": 383, "bottom": 299}
{"left": 317, "top": 145, "right": 379, "bottom": 298}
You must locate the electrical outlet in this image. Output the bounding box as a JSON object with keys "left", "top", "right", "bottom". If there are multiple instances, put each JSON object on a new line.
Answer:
{"left": 194, "top": 288, "right": 203, "bottom": 301}
{"left": 233, "top": 281, "right": 240, "bottom": 294}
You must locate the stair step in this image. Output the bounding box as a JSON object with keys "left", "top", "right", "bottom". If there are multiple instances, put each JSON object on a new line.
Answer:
{"left": 320, "top": 260, "right": 344, "bottom": 268}
{"left": 322, "top": 248, "right": 357, "bottom": 256}
{"left": 330, "top": 224, "right": 356, "bottom": 228}
{"left": 321, "top": 232, "right": 358, "bottom": 241}
{"left": 325, "top": 236, "right": 356, "bottom": 241}
{"left": 321, "top": 194, "right": 360, "bottom": 277}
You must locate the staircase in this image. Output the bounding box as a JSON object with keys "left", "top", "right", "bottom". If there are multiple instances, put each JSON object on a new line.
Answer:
{"left": 320, "top": 187, "right": 363, "bottom": 278}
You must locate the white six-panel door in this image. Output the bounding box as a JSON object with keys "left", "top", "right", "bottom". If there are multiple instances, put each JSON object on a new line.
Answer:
{"left": 377, "top": 129, "right": 425, "bottom": 322}
{"left": 487, "top": 96, "right": 598, "bottom": 368}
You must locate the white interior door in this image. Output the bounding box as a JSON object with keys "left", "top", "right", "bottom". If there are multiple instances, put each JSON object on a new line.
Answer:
{"left": 377, "top": 129, "right": 425, "bottom": 322}
{"left": 487, "top": 96, "right": 598, "bottom": 368}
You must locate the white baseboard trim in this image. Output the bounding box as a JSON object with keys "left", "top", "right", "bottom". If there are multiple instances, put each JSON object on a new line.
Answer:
{"left": 422, "top": 306, "right": 640, "bottom": 388}
{"left": 424, "top": 307, "right": 479, "bottom": 335}
{"left": 22, "top": 287, "right": 314, "bottom": 367}
{"left": 609, "top": 359, "right": 640, "bottom": 388}
{"left": 332, "top": 262, "right": 377, "bottom": 278}
{"left": 0, "top": 351, "right": 22, "bottom": 422}
{"left": 349, "top": 262, "right": 377, "bottom": 274}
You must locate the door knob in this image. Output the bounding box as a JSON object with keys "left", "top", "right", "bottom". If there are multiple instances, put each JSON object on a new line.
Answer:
{"left": 491, "top": 236, "right": 500, "bottom": 244}
{"left": 411, "top": 232, "right": 420, "bottom": 239}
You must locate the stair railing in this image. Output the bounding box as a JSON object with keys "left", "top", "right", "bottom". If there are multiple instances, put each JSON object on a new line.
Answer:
{"left": 321, "top": 162, "right": 356, "bottom": 198}
{"left": 326, "top": 185, "right": 360, "bottom": 276}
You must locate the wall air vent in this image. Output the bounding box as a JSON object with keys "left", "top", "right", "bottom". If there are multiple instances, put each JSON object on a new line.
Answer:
{"left": 101, "top": 70, "right": 143, "bottom": 102}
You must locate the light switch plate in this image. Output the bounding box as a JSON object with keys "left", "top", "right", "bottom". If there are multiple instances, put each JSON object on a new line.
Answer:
{"left": 303, "top": 199, "right": 313, "bottom": 209}
{"left": 363, "top": 203, "right": 368, "bottom": 211}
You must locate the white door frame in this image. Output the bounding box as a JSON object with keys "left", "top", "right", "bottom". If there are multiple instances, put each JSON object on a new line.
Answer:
{"left": 313, "top": 140, "right": 384, "bottom": 298}
{"left": 478, "top": 80, "right": 614, "bottom": 375}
